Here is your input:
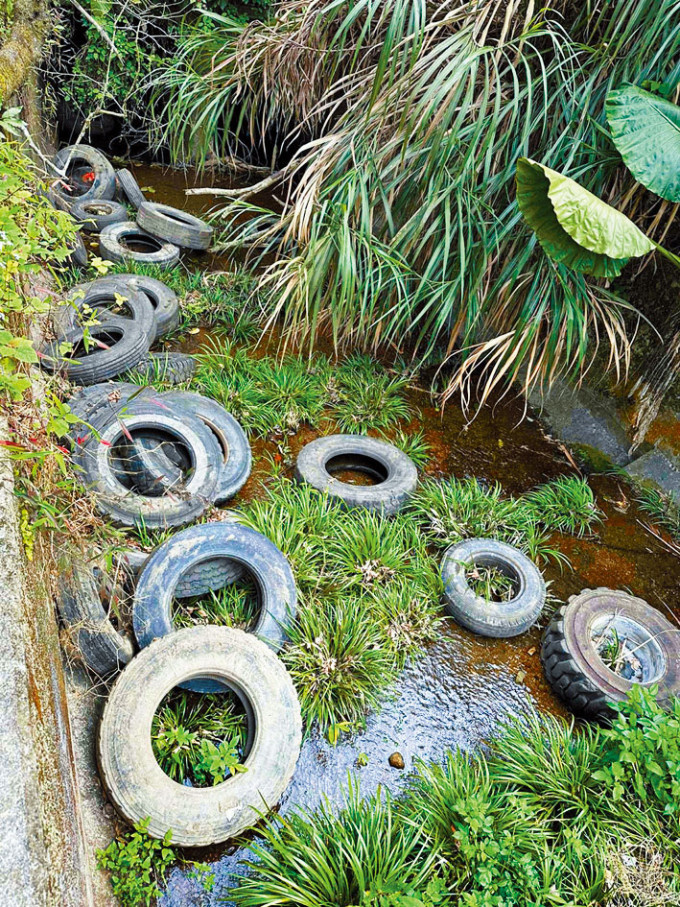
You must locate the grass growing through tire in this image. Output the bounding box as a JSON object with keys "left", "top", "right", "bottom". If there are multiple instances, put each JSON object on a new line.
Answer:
{"left": 236, "top": 474, "right": 598, "bottom": 739}
{"left": 231, "top": 690, "right": 680, "bottom": 907}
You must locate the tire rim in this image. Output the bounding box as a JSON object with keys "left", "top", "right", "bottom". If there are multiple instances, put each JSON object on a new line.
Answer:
{"left": 589, "top": 613, "right": 666, "bottom": 684}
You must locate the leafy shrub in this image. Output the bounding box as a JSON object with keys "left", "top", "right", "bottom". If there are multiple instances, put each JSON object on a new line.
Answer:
{"left": 96, "top": 819, "right": 175, "bottom": 907}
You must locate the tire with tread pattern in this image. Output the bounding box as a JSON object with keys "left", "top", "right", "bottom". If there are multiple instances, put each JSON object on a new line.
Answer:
{"left": 52, "top": 145, "right": 116, "bottom": 203}
{"left": 116, "top": 168, "right": 146, "bottom": 209}
{"left": 541, "top": 587, "right": 680, "bottom": 721}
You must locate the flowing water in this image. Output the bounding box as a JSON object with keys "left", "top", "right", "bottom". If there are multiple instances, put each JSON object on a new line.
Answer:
{"left": 119, "top": 165, "right": 680, "bottom": 906}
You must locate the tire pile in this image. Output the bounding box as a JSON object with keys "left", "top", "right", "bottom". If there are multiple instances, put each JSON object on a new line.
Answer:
{"left": 48, "top": 143, "right": 213, "bottom": 271}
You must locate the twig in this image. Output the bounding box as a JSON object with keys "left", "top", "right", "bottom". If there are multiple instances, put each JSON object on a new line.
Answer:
{"left": 67, "top": 0, "right": 123, "bottom": 60}
{"left": 185, "top": 170, "right": 286, "bottom": 200}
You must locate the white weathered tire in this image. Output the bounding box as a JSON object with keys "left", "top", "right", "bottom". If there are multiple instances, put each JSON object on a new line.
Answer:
{"left": 97, "top": 626, "right": 302, "bottom": 846}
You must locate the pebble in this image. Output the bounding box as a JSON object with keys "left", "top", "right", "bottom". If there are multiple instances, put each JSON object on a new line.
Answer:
{"left": 388, "top": 752, "right": 405, "bottom": 769}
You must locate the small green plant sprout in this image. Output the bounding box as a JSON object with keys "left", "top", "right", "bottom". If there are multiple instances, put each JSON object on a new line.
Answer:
{"left": 465, "top": 562, "right": 517, "bottom": 602}
{"left": 187, "top": 861, "right": 216, "bottom": 893}
{"left": 592, "top": 621, "right": 643, "bottom": 681}
{"left": 96, "top": 818, "right": 175, "bottom": 907}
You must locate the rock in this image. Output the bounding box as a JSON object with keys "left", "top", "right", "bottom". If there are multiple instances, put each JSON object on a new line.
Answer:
{"left": 388, "top": 752, "right": 405, "bottom": 769}
{"left": 515, "top": 669, "right": 526, "bottom": 683}
{"left": 527, "top": 379, "right": 631, "bottom": 467}
{"left": 624, "top": 445, "right": 680, "bottom": 504}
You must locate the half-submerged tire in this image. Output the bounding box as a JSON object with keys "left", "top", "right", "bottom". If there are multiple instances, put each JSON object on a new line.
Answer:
{"left": 99, "top": 222, "right": 180, "bottom": 269}
{"left": 541, "top": 588, "right": 680, "bottom": 720}
{"left": 441, "top": 538, "right": 546, "bottom": 638}
{"left": 137, "top": 202, "right": 213, "bottom": 251}
{"left": 57, "top": 560, "right": 134, "bottom": 676}
{"left": 133, "top": 522, "right": 296, "bottom": 688}
{"left": 115, "top": 168, "right": 146, "bottom": 209}
{"left": 295, "top": 434, "right": 417, "bottom": 515}
{"left": 97, "top": 626, "right": 302, "bottom": 846}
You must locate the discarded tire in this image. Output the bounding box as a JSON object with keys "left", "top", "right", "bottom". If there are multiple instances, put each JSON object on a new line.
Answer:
{"left": 39, "top": 315, "right": 150, "bottom": 385}
{"left": 63, "top": 278, "right": 157, "bottom": 340}
{"left": 133, "top": 522, "right": 296, "bottom": 690}
{"left": 127, "top": 352, "right": 196, "bottom": 385}
{"left": 66, "top": 231, "right": 88, "bottom": 269}
{"left": 73, "top": 402, "right": 223, "bottom": 527}
{"left": 97, "top": 626, "right": 302, "bottom": 846}
{"left": 70, "top": 198, "right": 128, "bottom": 233}
{"left": 120, "top": 433, "right": 186, "bottom": 496}
{"left": 67, "top": 382, "right": 145, "bottom": 442}
{"left": 115, "top": 274, "right": 180, "bottom": 336}
{"left": 53, "top": 144, "right": 117, "bottom": 203}
{"left": 295, "top": 434, "right": 418, "bottom": 515}
{"left": 164, "top": 391, "right": 251, "bottom": 502}
{"left": 57, "top": 559, "right": 134, "bottom": 676}
{"left": 99, "top": 222, "right": 180, "bottom": 269}
{"left": 541, "top": 588, "right": 680, "bottom": 720}
{"left": 116, "top": 544, "right": 243, "bottom": 600}
{"left": 115, "top": 168, "right": 146, "bottom": 209}
{"left": 441, "top": 538, "right": 546, "bottom": 638}
{"left": 137, "top": 202, "right": 213, "bottom": 251}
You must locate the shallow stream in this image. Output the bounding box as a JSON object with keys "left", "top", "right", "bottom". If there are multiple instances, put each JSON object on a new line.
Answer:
{"left": 113, "top": 164, "right": 680, "bottom": 907}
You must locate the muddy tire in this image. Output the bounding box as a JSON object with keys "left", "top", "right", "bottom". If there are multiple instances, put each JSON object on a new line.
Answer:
{"left": 541, "top": 588, "right": 680, "bottom": 721}
{"left": 39, "top": 315, "right": 150, "bottom": 386}
{"left": 127, "top": 352, "right": 196, "bottom": 385}
{"left": 53, "top": 145, "right": 117, "bottom": 203}
{"left": 137, "top": 202, "right": 213, "bottom": 251}
{"left": 441, "top": 538, "right": 546, "bottom": 638}
{"left": 97, "top": 626, "right": 302, "bottom": 845}
{"left": 67, "top": 382, "right": 146, "bottom": 445}
{"left": 164, "top": 391, "right": 251, "bottom": 503}
{"left": 295, "top": 434, "right": 418, "bottom": 515}
{"left": 115, "top": 168, "right": 145, "bottom": 209}
{"left": 115, "top": 274, "right": 180, "bottom": 336}
{"left": 72, "top": 402, "right": 222, "bottom": 527}
{"left": 70, "top": 198, "right": 128, "bottom": 233}
{"left": 60, "top": 278, "right": 157, "bottom": 341}
{"left": 99, "top": 222, "right": 180, "bottom": 269}
{"left": 57, "top": 560, "right": 134, "bottom": 676}
{"left": 133, "top": 522, "right": 296, "bottom": 690}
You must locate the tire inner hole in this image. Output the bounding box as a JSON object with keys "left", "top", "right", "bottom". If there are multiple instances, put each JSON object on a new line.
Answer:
{"left": 81, "top": 294, "right": 135, "bottom": 321}
{"left": 325, "top": 452, "right": 389, "bottom": 486}
{"left": 590, "top": 613, "right": 665, "bottom": 683}
{"left": 172, "top": 561, "right": 262, "bottom": 633}
{"left": 151, "top": 683, "right": 252, "bottom": 788}
{"left": 465, "top": 556, "right": 520, "bottom": 603}
{"left": 61, "top": 162, "right": 94, "bottom": 197}
{"left": 67, "top": 325, "right": 124, "bottom": 359}
{"left": 110, "top": 428, "right": 194, "bottom": 497}
{"left": 120, "top": 232, "right": 163, "bottom": 253}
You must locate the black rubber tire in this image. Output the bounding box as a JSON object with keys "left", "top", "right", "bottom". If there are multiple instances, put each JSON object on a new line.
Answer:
{"left": 67, "top": 382, "right": 148, "bottom": 446}
{"left": 72, "top": 402, "right": 222, "bottom": 528}
{"left": 97, "top": 626, "right": 302, "bottom": 846}
{"left": 113, "top": 274, "right": 180, "bottom": 336}
{"left": 541, "top": 588, "right": 680, "bottom": 721}
{"left": 295, "top": 434, "right": 418, "bottom": 515}
{"left": 39, "top": 315, "right": 150, "bottom": 386}
{"left": 115, "top": 168, "right": 146, "bottom": 209}
{"left": 60, "top": 278, "right": 157, "bottom": 341}
{"left": 441, "top": 538, "right": 546, "bottom": 638}
{"left": 126, "top": 352, "right": 196, "bottom": 385}
{"left": 57, "top": 559, "right": 134, "bottom": 676}
{"left": 164, "top": 391, "right": 251, "bottom": 503}
{"left": 46, "top": 183, "right": 73, "bottom": 212}
{"left": 117, "top": 434, "right": 186, "bottom": 496}
{"left": 115, "top": 544, "right": 243, "bottom": 600}
{"left": 66, "top": 231, "right": 88, "bottom": 269}
{"left": 70, "top": 198, "right": 128, "bottom": 234}
{"left": 137, "top": 202, "right": 213, "bottom": 251}
{"left": 99, "top": 222, "right": 180, "bottom": 269}
{"left": 52, "top": 145, "right": 117, "bottom": 203}
{"left": 133, "top": 522, "right": 297, "bottom": 691}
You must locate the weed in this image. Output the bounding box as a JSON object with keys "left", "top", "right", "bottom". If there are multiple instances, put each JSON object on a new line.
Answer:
{"left": 635, "top": 486, "right": 680, "bottom": 539}
{"left": 96, "top": 819, "right": 175, "bottom": 907}
{"left": 173, "top": 575, "right": 260, "bottom": 631}
{"left": 232, "top": 781, "right": 437, "bottom": 907}
{"left": 384, "top": 427, "right": 431, "bottom": 469}
{"left": 151, "top": 688, "right": 248, "bottom": 787}
{"left": 465, "top": 563, "right": 517, "bottom": 602}
{"left": 330, "top": 354, "right": 411, "bottom": 434}
{"left": 523, "top": 475, "right": 599, "bottom": 537}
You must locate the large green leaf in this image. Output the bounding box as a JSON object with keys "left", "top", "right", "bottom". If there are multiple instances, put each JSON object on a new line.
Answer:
{"left": 606, "top": 85, "right": 680, "bottom": 202}
{"left": 516, "top": 158, "right": 653, "bottom": 278}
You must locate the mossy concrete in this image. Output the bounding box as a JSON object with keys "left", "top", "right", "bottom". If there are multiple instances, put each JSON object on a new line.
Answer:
{"left": 0, "top": 420, "right": 94, "bottom": 906}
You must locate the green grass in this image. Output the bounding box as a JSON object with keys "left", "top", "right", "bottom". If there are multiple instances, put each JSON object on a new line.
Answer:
{"left": 634, "top": 485, "right": 680, "bottom": 538}
{"left": 173, "top": 575, "right": 260, "bottom": 630}
{"left": 151, "top": 688, "right": 248, "bottom": 787}
{"left": 230, "top": 691, "right": 680, "bottom": 907}
{"left": 331, "top": 354, "right": 411, "bottom": 434}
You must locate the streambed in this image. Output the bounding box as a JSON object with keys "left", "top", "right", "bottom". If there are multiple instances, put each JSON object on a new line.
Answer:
{"left": 97, "top": 164, "right": 680, "bottom": 906}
